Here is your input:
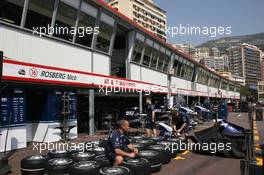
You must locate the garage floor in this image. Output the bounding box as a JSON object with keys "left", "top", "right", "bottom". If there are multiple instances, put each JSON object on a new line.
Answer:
{"left": 1, "top": 112, "right": 263, "bottom": 175}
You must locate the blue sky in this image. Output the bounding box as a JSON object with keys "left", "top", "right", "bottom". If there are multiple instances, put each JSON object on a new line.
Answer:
{"left": 154, "top": 0, "right": 264, "bottom": 46}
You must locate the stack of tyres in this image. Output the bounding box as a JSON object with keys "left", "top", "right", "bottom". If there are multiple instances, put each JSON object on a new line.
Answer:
{"left": 70, "top": 161, "right": 102, "bottom": 175}
{"left": 156, "top": 138, "right": 187, "bottom": 158}
{"left": 138, "top": 150, "right": 162, "bottom": 173}
{"left": 71, "top": 152, "right": 96, "bottom": 162}
{"left": 148, "top": 144, "right": 171, "bottom": 164}
{"left": 135, "top": 139, "right": 156, "bottom": 148}
{"left": 99, "top": 166, "right": 133, "bottom": 175}
{"left": 94, "top": 155, "right": 112, "bottom": 167}
{"left": 129, "top": 142, "right": 148, "bottom": 151}
{"left": 123, "top": 158, "right": 151, "bottom": 175}
{"left": 44, "top": 158, "right": 74, "bottom": 175}
{"left": 48, "top": 150, "right": 71, "bottom": 159}
{"left": 21, "top": 155, "right": 48, "bottom": 175}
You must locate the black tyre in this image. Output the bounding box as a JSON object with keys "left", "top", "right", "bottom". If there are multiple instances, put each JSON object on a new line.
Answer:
{"left": 99, "top": 166, "right": 133, "bottom": 175}
{"left": 94, "top": 155, "right": 112, "bottom": 167}
{"left": 135, "top": 139, "right": 155, "bottom": 148}
{"left": 123, "top": 158, "right": 151, "bottom": 175}
{"left": 91, "top": 147, "right": 106, "bottom": 156}
{"left": 167, "top": 138, "right": 187, "bottom": 153}
{"left": 48, "top": 150, "right": 71, "bottom": 158}
{"left": 129, "top": 136, "right": 145, "bottom": 142}
{"left": 157, "top": 141, "right": 176, "bottom": 158}
{"left": 71, "top": 152, "right": 96, "bottom": 162}
{"left": 150, "top": 136, "right": 165, "bottom": 142}
{"left": 130, "top": 142, "right": 148, "bottom": 151}
{"left": 148, "top": 144, "right": 171, "bottom": 164}
{"left": 21, "top": 155, "right": 48, "bottom": 175}
{"left": 138, "top": 150, "right": 162, "bottom": 173}
{"left": 70, "top": 161, "right": 101, "bottom": 175}
{"left": 44, "top": 158, "right": 73, "bottom": 175}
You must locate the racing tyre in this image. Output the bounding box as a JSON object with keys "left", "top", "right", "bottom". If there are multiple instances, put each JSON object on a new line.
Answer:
{"left": 130, "top": 142, "right": 148, "bottom": 151}
{"left": 167, "top": 138, "right": 187, "bottom": 153}
{"left": 157, "top": 141, "right": 177, "bottom": 158}
{"left": 123, "top": 158, "right": 151, "bottom": 175}
{"left": 135, "top": 139, "right": 155, "bottom": 148}
{"left": 94, "top": 155, "right": 112, "bottom": 167}
{"left": 71, "top": 152, "right": 96, "bottom": 162}
{"left": 48, "top": 150, "right": 71, "bottom": 158}
{"left": 148, "top": 144, "right": 171, "bottom": 164}
{"left": 138, "top": 150, "right": 162, "bottom": 173}
{"left": 70, "top": 161, "right": 101, "bottom": 175}
{"left": 150, "top": 136, "right": 165, "bottom": 142}
{"left": 99, "top": 166, "right": 133, "bottom": 175}
{"left": 90, "top": 147, "right": 106, "bottom": 156}
{"left": 21, "top": 155, "right": 48, "bottom": 175}
{"left": 44, "top": 158, "right": 73, "bottom": 175}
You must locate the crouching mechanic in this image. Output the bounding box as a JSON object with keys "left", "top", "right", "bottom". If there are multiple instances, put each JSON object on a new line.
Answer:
{"left": 105, "top": 119, "right": 139, "bottom": 166}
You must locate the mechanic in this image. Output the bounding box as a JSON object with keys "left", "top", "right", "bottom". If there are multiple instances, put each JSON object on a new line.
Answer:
{"left": 171, "top": 109, "right": 188, "bottom": 137}
{"left": 105, "top": 119, "right": 139, "bottom": 166}
{"left": 145, "top": 98, "right": 157, "bottom": 137}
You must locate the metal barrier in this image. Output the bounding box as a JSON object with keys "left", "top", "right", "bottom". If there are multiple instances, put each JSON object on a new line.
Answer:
{"left": 241, "top": 106, "right": 263, "bottom": 175}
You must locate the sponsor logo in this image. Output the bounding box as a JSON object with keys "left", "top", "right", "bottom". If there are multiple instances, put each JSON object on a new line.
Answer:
{"left": 18, "top": 69, "right": 26, "bottom": 76}
{"left": 29, "top": 68, "right": 38, "bottom": 78}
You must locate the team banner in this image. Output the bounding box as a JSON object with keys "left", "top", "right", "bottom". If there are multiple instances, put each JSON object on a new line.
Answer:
{"left": 2, "top": 60, "right": 168, "bottom": 95}
{"left": 2, "top": 59, "right": 240, "bottom": 99}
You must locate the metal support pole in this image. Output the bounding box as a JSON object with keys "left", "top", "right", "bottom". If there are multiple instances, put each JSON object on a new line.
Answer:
{"left": 139, "top": 92, "right": 143, "bottom": 114}
{"left": 0, "top": 51, "right": 11, "bottom": 174}
{"left": 89, "top": 89, "right": 95, "bottom": 135}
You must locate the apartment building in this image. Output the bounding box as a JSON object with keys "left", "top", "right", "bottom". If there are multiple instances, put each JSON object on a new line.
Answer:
{"left": 228, "top": 44, "right": 262, "bottom": 89}
{"left": 193, "top": 47, "right": 210, "bottom": 62}
{"left": 172, "top": 44, "right": 195, "bottom": 56}
{"left": 108, "top": 0, "right": 167, "bottom": 40}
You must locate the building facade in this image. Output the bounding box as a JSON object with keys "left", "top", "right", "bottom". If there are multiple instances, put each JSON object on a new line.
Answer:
{"left": 229, "top": 44, "right": 262, "bottom": 89}
{"left": 172, "top": 44, "right": 195, "bottom": 56}
{"left": 193, "top": 47, "right": 210, "bottom": 62}
{"left": 261, "top": 51, "right": 264, "bottom": 81}
{"left": 201, "top": 55, "right": 229, "bottom": 72}
{"left": 108, "top": 0, "right": 167, "bottom": 40}
{"left": 0, "top": 0, "right": 240, "bottom": 152}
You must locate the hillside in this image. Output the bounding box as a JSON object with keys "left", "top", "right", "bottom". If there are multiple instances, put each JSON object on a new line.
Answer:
{"left": 198, "top": 32, "right": 264, "bottom": 52}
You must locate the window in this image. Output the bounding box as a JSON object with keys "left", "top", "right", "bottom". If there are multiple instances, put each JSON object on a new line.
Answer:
{"left": 54, "top": 0, "right": 79, "bottom": 41}
{"left": 157, "top": 47, "right": 166, "bottom": 70}
{"left": 142, "top": 39, "right": 153, "bottom": 66}
{"left": 221, "top": 81, "right": 227, "bottom": 90}
{"left": 173, "top": 56, "right": 179, "bottom": 75}
{"left": 163, "top": 51, "right": 171, "bottom": 72}
{"left": 176, "top": 57, "right": 183, "bottom": 77}
{"left": 95, "top": 13, "right": 114, "bottom": 53}
{"left": 197, "top": 69, "right": 209, "bottom": 85}
{"left": 75, "top": 1, "right": 97, "bottom": 47}
{"left": 150, "top": 43, "right": 160, "bottom": 69}
{"left": 0, "top": 0, "right": 25, "bottom": 26}
{"left": 25, "top": 0, "right": 55, "bottom": 32}
{"left": 184, "top": 62, "right": 194, "bottom": 80}
{"left": 132, "top": 40, "right": 144, "bottom": 63}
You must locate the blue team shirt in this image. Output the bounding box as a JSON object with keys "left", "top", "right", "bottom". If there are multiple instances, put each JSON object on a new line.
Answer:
{"left": 108, "top": 130, "right": 130, "bottom": 152}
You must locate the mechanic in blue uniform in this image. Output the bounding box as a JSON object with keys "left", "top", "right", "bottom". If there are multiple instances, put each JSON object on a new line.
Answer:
{"left": 171, "top": 109, "right": 188, "bottom": 136}
{"left": 105, "top": 119, "right": 139, "bottom": 166}
{"left": 145, "top": 98, "right": 157, "bottom": 137}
